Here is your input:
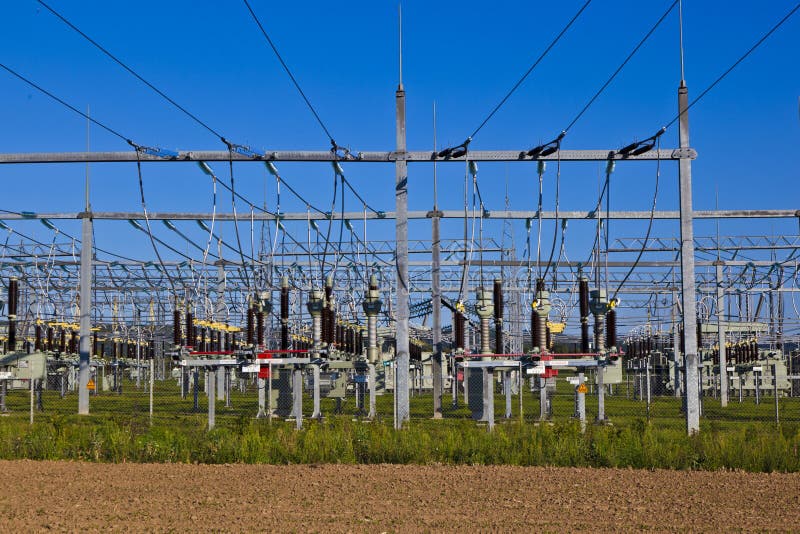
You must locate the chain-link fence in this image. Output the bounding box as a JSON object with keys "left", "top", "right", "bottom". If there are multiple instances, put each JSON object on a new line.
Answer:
{"left": 2, "top": 350, "right": 799, "bottom": 431}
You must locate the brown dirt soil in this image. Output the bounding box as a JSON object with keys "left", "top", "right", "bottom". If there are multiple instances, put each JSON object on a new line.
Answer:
{"left": 1, "top": 461, "right": 798, "bottom": 532}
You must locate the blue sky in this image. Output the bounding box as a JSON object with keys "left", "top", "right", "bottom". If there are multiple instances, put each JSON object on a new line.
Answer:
{"left": 1, "top": 0, "right": 799, "bottom": 329}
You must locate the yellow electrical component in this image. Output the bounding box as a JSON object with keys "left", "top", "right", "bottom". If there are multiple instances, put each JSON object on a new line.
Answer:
{"left": 455, "top": 301, "right": 465, "bottom": 313}
{"left": 546, "top": 321, "right": 566, "bottom": 334}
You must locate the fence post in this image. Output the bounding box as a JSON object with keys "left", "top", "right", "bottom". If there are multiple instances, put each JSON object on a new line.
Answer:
{"left": 208, "top": 368, "right": 216, "bottom": 430}
{"left": 646, "top": 356, "right": 652, "bottom": 421}
{"left": 149, "top": 358, "right": 154, "bottom": 425}
{"left": 773, "top": 363, "right": 779, "bottom": 425}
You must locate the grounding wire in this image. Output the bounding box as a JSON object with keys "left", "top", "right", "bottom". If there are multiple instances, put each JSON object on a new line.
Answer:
{"left": 541, "top": 149, "right": 562, "bottom": 283}
{"left": 563, "top": 0, "right": 679, "bottom": 134}
{"left": 340, "top": 176, "right": 383, "bottom": 216}
{"left": 277, "top": 176, "right": 327, "bottom": 216}
{"left": 193, "top": 162, "right": 219, "bottom": 300}
{"left": 0, "top": 66, "right": 208, "bottom": 270}
{"left": 335, "top": 174, "right": 346, "bottom": 275}
{"left": 37, "top": 0, "right": 225, "bottom": 142}
{"left": 196, "top": 166, "right": 312, "bottom": 259}
{"left": 536, "top": 163, "right": 544, "bottom": 279}
{"left": 611, "top": 136, "right": 661, "bottom": 303}
{"left": 465, "top": 0, "right": 593, "bottom": 143}
{"left": 456, "top": 159, "right": 475, "bottom": 305}
{"left": 318, "top": 172, "right": 339, "bottom": 282}
{"left": 0, "top": 62, "right": 131, "bottom": 144}
{"left": 583, "top": 165, "right": 611, "bottom": 267}
{"left": 163, "top": 220, "right": 220, "bottom": 260}
{"left": 663, "top": 1, "right": 800, "bottom": 131}
{"left": 129, "top": 218, "right": 197, "bottom": 262}
{"left": 134, "top": 150, "right": 177, "bottom": 296}
{"left": 225, "top": 148, "right": 252, "bottom": 293}
{"left": 525, "top": 218, "right": 533, "bottom": 292}
{"left": 0, "top": 211, "right": 141, "bottom": 264}
{"left": 242, "top": 0, "right": 337, "bottom": 145}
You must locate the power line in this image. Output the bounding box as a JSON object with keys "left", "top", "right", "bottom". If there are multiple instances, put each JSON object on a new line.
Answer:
{"left": 563, "top": 0, "right": 679, "bottom": 134}
{"left": 468, "top": 0, "right": 593, "bottom": 142}
{"left": 664, "top": 1, "right": 800, "bottom": 131}
{"left": 341, "top": 176, "right": 384, "bottom": 217}
{"left": 134, "top": 153, "right": 178, "bottom": 296}
{"left": 37, "top": 0, "right": 225, "bottom": 142}
{"left": 226, "top": 151, "right": 252, "bottom": 292}
{"left": 0, "top": 210, "right": 141, "bottom": 263}
{"left": 242, "top": 0, "right": 337, "bottom": 145}
{"left": 0, "top": 62, "right": 130, "bottom": 144}
{"left": 612, "top": 138, "right": 662, "bottom": 302}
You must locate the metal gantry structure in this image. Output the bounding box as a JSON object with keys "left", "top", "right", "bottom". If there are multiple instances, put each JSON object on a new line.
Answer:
{"left": 2, "top": 4, "right": 800, "bottom": 434}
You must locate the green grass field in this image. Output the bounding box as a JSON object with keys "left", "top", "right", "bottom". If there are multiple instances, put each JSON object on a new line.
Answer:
{"left": 1, "top": 375, "right": 799, "bottom": 471}
{"left": 3, "top": 373, "right": 794, "bottom": 429}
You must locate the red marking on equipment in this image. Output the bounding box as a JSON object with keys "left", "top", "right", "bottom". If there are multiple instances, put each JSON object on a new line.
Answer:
{"left": 258, "top": 352, "right": 272, "bottom": 379}
{"left": 457, "top": 371, "right": 464, "bottom": 382}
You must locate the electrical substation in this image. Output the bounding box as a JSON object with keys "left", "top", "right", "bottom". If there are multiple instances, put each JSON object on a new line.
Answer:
{"left": 1, "top": 0, "right": 799, "bottom": 435}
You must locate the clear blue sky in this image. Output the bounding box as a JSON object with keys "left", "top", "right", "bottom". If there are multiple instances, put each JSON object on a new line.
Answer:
{"left": 1, "top": 0, "right": 799, "bottom": 329}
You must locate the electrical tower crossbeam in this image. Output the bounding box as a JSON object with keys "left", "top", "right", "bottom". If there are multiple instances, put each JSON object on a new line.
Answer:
{"left": 0, "top": 149, "right": 695, "bottom": 164}
{"left": 2, "top": 209, "right": 797, "bottom": 221}
{"left": 612, "top": 235, "right": 800, "bottom": 252}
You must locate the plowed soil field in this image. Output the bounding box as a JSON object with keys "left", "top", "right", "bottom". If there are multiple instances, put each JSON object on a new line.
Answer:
{"left": 1, "top": 461, "right": 798, "bottom": 532}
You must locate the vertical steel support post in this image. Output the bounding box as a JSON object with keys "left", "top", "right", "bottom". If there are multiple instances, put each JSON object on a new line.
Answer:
{"left": 149, "top": 358, "right": 154, "bottom": 424}
{"left": 715, "top": 261, "right": 728, "bottom": 407}
{"left": 394, "top": 32, "right": 410, "bottom": 429}
{"left": 208, "top": 368, "right": 216, "bottom": 430}
{"left": 504, "top": 371, "right": 512, "bottom": 419}
{"left": 432, "top": 206, "right": 442, "bottom": 418}
{"left": 311, "top": 364, "right": 321, "bottom": 419}
{"left": 483, "top": 367, "right": 494, "bottom": 431}
{"left": 293, "top": 367, "right": 303, "bottom": 429}
{"left": 368, "top": 363, "right": 377, "bottom": 419}
{"left": 773, "top": 363, "right": 779, "bottom": 424}
{"left": 597, "top": 361, "right": 606, "bottom": 422}
{"left": 78, "top": 210, "right": 92, "bottom": 415}
{"left": 678, "top": 82, "right": 700, "bottom": 434}
{"left": 576, "top": 371, "right": 586, "bottom": 432}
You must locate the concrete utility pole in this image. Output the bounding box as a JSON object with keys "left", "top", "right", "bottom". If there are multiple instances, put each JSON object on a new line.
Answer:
{"left": 678, "top": 80, "right": 700, "bottom": 434}
{"left": 431, "top": 102, "right": 443, "bottom": 419}
{"left": 394, "top": 5, "right": 410, "bottom": 428}
{"left": 77, "top": 132, "right": 92, "bottom": 415}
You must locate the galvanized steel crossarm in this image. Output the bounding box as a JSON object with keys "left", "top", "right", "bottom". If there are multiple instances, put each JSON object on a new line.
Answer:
{"left": 0, "top": 148, "right": 695, "bottom": 164}
{"left": 1, "top": 209, "right": 794, "bottom": 221}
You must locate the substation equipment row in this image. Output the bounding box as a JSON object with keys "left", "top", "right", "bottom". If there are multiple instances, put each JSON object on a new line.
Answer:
{"left": 6, "top": 269, "right": 735, "bottom": 428}
{"left": 624, "top": 322, "right": 799, "bottom": 404}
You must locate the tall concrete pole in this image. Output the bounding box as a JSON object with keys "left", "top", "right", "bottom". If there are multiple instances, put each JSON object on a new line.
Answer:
{"left": 77, "top": 184, "right": 92, "bottom": 414}
{"left": 431, "top": 102, "right": 443, "bottom": 419}
{"left": 678, "top": 81, "right": 700, "bottom": 434}
{"left": 394, "top": 5, "right": 410, "bottom": 428}
{"left": 715, "top": 261, "right": 728, "bottom": 407}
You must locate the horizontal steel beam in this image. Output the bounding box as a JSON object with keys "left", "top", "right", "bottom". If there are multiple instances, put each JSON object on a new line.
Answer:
{"left": 2, "top": 209, "right": 797, "bottom": 221}
{"left": 1, "top": 259, "right": 793, "bottom": 269}
{"left": 0, "top": 148, "right": 694, "bottom": 164}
